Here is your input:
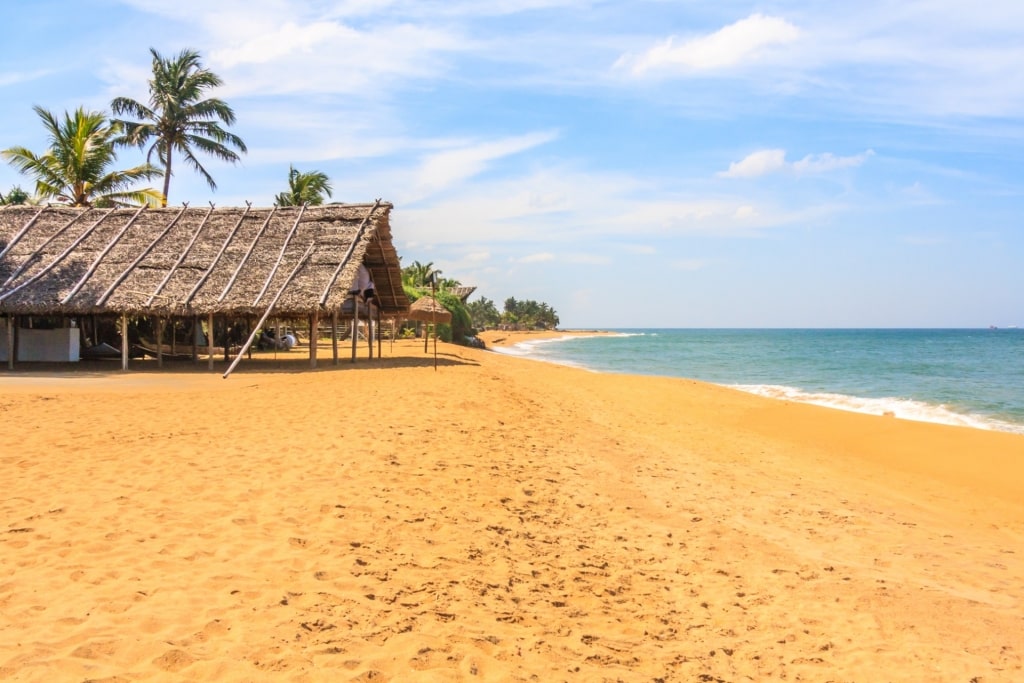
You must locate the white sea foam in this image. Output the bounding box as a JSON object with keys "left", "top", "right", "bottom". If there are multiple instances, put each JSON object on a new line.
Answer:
{"left": 730, "top": 384, "right": 1024, "bottom": 434}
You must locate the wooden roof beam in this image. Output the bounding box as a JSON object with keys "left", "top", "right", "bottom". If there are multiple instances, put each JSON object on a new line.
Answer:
{"left": 253, "top": 204, "right": 307, "bottom": 307}
{"left": 146, "top": 202, "right": 218, "bottom": 307}
{"left": 62, "top": 202, "right": 149, "bottom": 305}
{"left": 214, "top": 204, "right": 269, "bottom": 304}
{"left": 0, "top": 205, "right": 46, "bottom": 261}
{"left": 223, "top": 241, "right": 316, "bottom": 379}
{"left": 94, "top": 204, "right": 189, "bottom": 307}
{"left": 1, "top": 207, "right": 92, "bottom": 288}
{"left": 0, "top": 208, "right": 118, "bottom": 304}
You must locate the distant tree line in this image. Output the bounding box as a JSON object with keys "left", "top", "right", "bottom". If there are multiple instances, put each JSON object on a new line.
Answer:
{"left": 467, "top": 296, "right": 559, "bottom": 330}
{"left": 399, "top": 260, "right": 560, "bottom": 344}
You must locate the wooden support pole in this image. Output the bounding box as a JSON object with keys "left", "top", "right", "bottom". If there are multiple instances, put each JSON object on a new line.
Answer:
{"left": 351, "top": 300, "right": 358, "bottom": 363}
{"left": 367, "top": 304, "right": 374, "bottom": 360}
{"left": 192, "top": 315, "right": 199, "bottom": 364}
{"left": 121, "top": 313, "right": 129, "bottom": 371}
{"left": 156, "top": 317, "right": 164, "bottom": 368}
{"left": 309, "top": 311, "right": 319, "bottom": 369}
{"left": 377, "top": 306, "right": 382, "bottom": 362}
{"left": 331, "top": 310, "right": 339, "bottom": 365}
{"left": 222, "top": 243, "right": 315, "bottom": 379}
{"left": 207, "top": 313, "right": 214, "bottom": 371}
{"left": 6, "top": 316, "right": 13, "bottom": 370}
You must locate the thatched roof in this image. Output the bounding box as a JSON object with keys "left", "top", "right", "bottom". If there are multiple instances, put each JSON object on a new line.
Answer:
{"left": 408, "top": 295, "right": 452, "bottom": 323}
{"left": 0, "top": 202, "right": 409, "bottom": 319}
{"left": 448, "top": 285, "right": 477, "bottom": 302}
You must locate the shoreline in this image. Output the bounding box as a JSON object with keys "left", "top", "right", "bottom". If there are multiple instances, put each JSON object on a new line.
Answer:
{"left": 1, "top": 338, "right": 1022, "bottom": 680}
{"left": 479, "top": 328, "right": 1024, "bottom": 435}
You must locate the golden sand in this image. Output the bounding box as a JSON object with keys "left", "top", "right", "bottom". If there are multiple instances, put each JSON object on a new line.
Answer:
{"left": 1, "top": 331, "right": 1022, "bottom": 681}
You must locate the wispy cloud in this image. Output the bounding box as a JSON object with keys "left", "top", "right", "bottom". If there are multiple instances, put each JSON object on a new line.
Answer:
{"left": 793, "top": 150, "right": 875, "bottom": 174}
{"left": 514, "top": 252, "right": 556, "bottom": 263}
{"left": 718, "top": 149, "right": 787, "bottom": 179}
{"left": 406, "top": 131, "right": 559, "bottom": 201}
{"left": 719, "top": 149, "right": 874, "bottom": 178}
{"left": 0, "top": 69, "right": 53, "bottom": 88}
{"left": 616, "top": 14, "right": 801, "bottom": 76}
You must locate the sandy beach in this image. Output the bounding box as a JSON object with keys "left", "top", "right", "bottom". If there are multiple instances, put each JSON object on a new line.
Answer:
{"left": 1, "top": 330, "right": 1022, "bottom": 682}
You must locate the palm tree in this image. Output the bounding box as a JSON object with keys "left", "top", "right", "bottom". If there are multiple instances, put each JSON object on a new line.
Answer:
{"left": 402, "top": 260, "right": 436, "bottom": 288}
{"left": 111, "top": 47, "right": 247, "bottom": 206}
{"left": 2, "top": 106, "right": 163, "bottom": 207}
{"left": 273, "top": 165, "right": 333, "bottom": 206}
{"left": 0, "top": 186, "right": 30, "bottom": 205}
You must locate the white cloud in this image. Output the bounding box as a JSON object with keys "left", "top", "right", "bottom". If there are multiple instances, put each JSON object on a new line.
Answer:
{"left": 618, "top": 14, "right": 800, "bottom": 76}
{"left": 793, "top": 150, "right": 875, "bottom": 174}
{"left": 0, "top": 69, "right": 53, "bottom": 88}
{"left": 720, "top": 149, "right": 874, "bottom": 178}
{"left": 212, "top": 21, "right": 347, "bottom": 67}
{"left": 514, "top": 252, "right": 556, "bottom": 263}
{"left": 892, "top": 181, "right": 947, "bottom": 207}
{"left": 407, "top": 130, "right": 558, "bottom": 201}
{"left": 718, "top": 149, "right": 787, "bottom": 178}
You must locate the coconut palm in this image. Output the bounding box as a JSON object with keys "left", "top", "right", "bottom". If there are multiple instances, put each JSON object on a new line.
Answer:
{"left": 111, "top": 47, "right": 246, "bottom": 206}
{"left": 402, "top": 260, "right": 436, "bottom": 288}
{"left": 0, "top": 186, "right": 30, "bottom": 205}
{"left": 273, "top": 165, "right": 333, "bottom": 206}
{"left": 2, "top": 106, "right": 163, "bottom": 207}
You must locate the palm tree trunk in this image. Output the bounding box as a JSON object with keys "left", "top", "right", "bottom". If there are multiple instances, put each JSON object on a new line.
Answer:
{"left": 161, "top": 147, "right": 172, "bottom": 207}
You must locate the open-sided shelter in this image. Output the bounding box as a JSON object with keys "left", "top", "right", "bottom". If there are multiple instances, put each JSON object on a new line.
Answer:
{"left": 0, "top": 201, "right": 408, "bottom": 370}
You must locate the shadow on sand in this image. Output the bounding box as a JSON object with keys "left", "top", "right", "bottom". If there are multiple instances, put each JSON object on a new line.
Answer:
{"left": 0, "top": 349, "right": 480, "bottom": 380}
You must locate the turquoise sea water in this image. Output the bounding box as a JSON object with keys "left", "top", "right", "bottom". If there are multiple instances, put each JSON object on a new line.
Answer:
{"left": 493, "top": 329, "right": 1024, "bottom": 434}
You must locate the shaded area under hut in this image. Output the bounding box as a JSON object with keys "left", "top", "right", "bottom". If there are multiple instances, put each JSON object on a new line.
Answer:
{"left": 0, "top": 201, "right": 409, "bottom": 372}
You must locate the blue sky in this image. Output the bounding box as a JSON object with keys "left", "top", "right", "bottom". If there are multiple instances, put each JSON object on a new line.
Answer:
{"left": 2, "top": 0, "right": 1022, "bottom": 327}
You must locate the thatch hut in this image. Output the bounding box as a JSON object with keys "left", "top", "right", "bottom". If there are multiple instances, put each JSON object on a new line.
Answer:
{"left": 407, "top": 295, "right": 453, "bottom": 324}
{"left": 448, "top": 285, "right": 477, "bottom": 303}
{"left": 0, "top": 201, "right": 408, "bottom": 370}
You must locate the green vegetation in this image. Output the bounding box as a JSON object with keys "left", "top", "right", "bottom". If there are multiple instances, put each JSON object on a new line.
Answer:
{"left": 1, "top": 106, "right": 163, "bottom": 207}
{"left": 467, "top": 296, "right": 500, "bottom": 328}
{"left": 500, "top": 297, "right": 560, "bottom": 330}
{"left": 0, "top": 186, "right": 30, "bottom": 205}
{"left": 274, "top": 165, "right": 333, "bottom": 206}
{"left": 402, "top": 260, "right": 437, "bottom": 288}
{"left": 401, "top": 261, "right": 560, "bottom": 345}
{"left": 111, "top": 47, "right": 247, "bottom": 206}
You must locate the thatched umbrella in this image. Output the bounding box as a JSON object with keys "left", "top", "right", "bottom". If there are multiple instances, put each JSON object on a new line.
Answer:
{"left": 407, "top": 295, "right": 451, "bottom": 366}
{"left": 408, "top": 295, "right": 452, "bottom": 324}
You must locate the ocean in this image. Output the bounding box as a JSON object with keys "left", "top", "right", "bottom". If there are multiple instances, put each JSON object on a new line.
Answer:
{"left": 492, "top": 329, "right": 1024, "bottom": 434}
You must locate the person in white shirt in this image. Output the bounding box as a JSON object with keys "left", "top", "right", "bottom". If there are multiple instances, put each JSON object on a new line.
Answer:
{"left": 350, "top": 263, "right": 375, "bottom": 301}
